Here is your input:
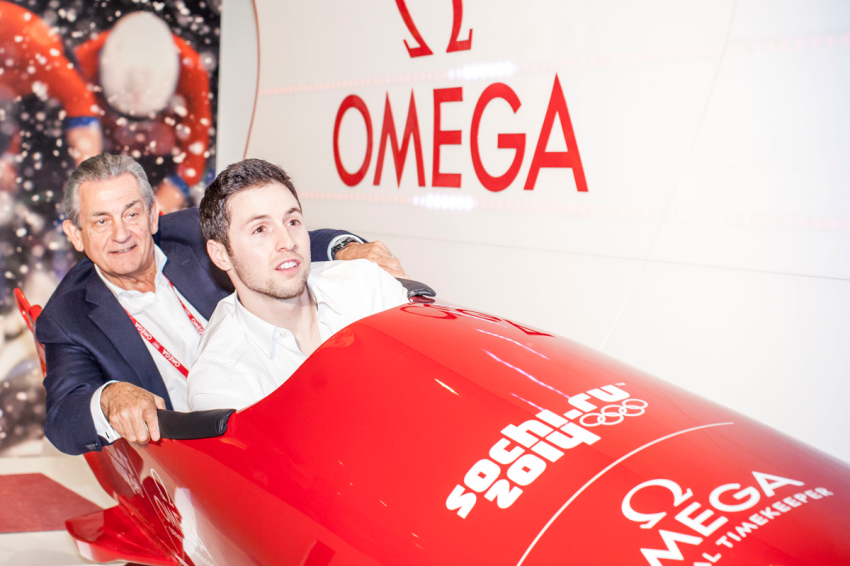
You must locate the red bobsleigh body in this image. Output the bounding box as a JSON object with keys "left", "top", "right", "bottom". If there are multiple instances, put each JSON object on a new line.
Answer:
{"left": 67, "top": 302, "right": 850, "bottom": 565}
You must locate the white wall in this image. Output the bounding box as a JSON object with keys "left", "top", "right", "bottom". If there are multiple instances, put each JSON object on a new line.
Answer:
{"left": 216, "top": 0, "right": 258, "bottom": 171}
{"left": 219, "top": 0, "right": 850, "bottom": 462}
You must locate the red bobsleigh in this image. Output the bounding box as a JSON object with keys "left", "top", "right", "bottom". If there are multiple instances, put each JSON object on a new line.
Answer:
{"left": 16, "top": 289, "right": 850, "bottom": 565}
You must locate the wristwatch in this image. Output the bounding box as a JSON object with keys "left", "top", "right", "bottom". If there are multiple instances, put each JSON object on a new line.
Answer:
{"left": 329, "top": 236, "right": 362, "bottom": 260}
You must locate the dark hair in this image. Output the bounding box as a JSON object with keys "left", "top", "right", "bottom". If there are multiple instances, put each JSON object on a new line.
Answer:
{"left": 200, "top": 158, "right": 301, "bottom": 251}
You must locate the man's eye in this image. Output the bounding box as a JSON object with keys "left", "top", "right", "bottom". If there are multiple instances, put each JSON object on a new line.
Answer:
{"left": 96, "top": 219, "right": 107, "bottom": 226}
{"left": 289, "top": 219, "right": 301, "bottom": 226}
{"left": 253, "top": 226, "right": 265, "bottom": 234}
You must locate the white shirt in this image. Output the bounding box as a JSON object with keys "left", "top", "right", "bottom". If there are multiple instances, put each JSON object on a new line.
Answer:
{"left": 91, "top": 245, "right": 208, "bottom": 441}
{"left": 187, "top": 259, "right": 409, "bottom": 411}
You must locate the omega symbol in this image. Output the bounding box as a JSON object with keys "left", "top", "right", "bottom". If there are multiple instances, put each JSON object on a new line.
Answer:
{"left": 394, "top": 0, "right": 472, "bottom": 58}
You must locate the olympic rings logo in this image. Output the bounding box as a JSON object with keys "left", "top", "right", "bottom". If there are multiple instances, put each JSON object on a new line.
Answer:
{"left": 578, "top": 399, "right": 648, "bottom": 427}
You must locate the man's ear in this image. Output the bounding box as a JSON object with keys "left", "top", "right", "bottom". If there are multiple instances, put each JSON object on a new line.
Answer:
{"left": 62, "top": 220, "right": 85, "bottom": 253}
{"left": 207, "top": 239, "right": 233, "bottom": 272}
{"left": 149, "top": 199, "right": 161, "bottom": 235}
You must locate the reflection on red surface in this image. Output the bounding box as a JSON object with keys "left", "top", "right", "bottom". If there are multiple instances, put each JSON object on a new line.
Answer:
{"left": 70, "top": 303, "right": 850, "bottom": 565}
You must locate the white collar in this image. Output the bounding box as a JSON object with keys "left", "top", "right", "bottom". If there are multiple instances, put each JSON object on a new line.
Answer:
{"left": 232, "top": 263, "right": 343, "bottom": 359}
{"left": 94, "top": 244, "right": 167, "bottom": 315}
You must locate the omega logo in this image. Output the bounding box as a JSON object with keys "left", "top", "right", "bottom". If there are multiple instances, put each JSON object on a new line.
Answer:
{"left": 394, "top": 0, "right": 472, "bottom": 57}
{"left": 333, "top": 76, "right": 588, "bottom": 193}
{"left": 334, "top": 0, "right": 588, "bottom": 193}
{"left": 623, "top": 472, "right": 834, "bottom": 566}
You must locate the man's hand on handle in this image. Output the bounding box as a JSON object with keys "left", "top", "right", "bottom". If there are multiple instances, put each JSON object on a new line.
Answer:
{"left": 100, "top": 382, "right": 166, "bottom": 445}
{"left": 336, "top": 240, "right": 409, "bottom": 279}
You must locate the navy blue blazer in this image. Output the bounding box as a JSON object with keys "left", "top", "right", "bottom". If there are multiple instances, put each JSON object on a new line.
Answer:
{"left": 36, "top": 208, "right": 356, "bottom": 455}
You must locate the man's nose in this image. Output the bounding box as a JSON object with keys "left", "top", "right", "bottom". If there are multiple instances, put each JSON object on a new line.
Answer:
{"left": 112, "top": 219, "right": 131, "bottom": 242}
{"left": 275, "top": 225, "right": 296, "bottom": 251}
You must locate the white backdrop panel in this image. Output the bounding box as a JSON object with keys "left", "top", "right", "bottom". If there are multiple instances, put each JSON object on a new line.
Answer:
{"left": 651, "top": 0, "right": 850, "bottom": 279}
{"left": 603, "top": 262, "right": 850, "bottom": 459}
{"left": 216, "top": 0, "right": 258, "bottom": 170}
{"left": 230, "top": 0, "right": 850, "bottom": 461}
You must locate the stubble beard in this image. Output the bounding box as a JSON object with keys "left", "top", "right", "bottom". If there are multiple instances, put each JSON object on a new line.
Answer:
{"left": 231, "top": 253, "right": 311, "bottom": 301}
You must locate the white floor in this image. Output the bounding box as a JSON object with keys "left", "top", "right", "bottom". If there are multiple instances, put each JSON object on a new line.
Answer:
{"left": 0, "top": 440, "right": 125, "bottom": 566}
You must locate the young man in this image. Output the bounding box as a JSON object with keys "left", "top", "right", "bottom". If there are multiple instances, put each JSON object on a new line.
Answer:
{"left": 37, "top": 154, "right": 399, "bottom": 454}
{"left": 188, "top": 159, "right": 409, "bottom": 411}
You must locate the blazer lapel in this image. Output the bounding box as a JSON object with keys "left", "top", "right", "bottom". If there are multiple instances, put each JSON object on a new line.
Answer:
{"left": 159, "top": 241, "right": 225, "bottom": 319}
{"left": 84, "top": 275, "right": 172, "bottom": 407}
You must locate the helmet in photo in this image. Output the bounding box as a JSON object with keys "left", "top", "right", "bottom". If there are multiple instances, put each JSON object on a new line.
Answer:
{"left": 99, "top": 12, "right": 179, "bottom": 117}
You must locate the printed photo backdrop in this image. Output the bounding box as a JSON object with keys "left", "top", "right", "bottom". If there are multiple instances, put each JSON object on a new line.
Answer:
{"left": 0, "top": 0, "right": 220, "bottom": 455}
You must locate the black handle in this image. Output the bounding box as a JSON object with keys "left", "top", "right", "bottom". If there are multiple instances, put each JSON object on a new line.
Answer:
{"left": 157, "top": 408, "right": 235, "bottom": 440}
{"left": 397, "top": 278, "right": 436, "bottom": 298}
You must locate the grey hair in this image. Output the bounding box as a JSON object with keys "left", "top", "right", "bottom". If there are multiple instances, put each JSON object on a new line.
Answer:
{"left": 63, "top": 154, "right": 154, "bottom": 227}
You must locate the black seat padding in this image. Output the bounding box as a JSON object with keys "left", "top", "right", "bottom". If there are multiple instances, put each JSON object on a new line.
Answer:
{"left": 397, "top": 278, "right": 436, "bottom": 298}
{"left": 158, "top": 408, "right": 235, "bottom": 440}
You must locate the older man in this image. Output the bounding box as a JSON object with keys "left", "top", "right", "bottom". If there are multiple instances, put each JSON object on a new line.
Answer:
{"left": 36, "top": 154, "right": 404, "bottom": 454}
{"left": 188, "top": 159, "right": 409, "bottom": 411}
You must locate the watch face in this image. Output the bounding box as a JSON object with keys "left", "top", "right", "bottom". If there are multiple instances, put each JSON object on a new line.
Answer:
{"left": 332, "top": 237, "right": 356, "bottom": 258}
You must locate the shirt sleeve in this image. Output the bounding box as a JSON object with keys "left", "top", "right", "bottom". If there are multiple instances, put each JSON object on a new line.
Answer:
{"left": 188, "top": 361, "right": 258, "bottom": 412}
{"left": 90, "top": 381, "right": 121, "bottom": 442}
{"left": 375, "top": 264, "right": 411, "bottom": 309}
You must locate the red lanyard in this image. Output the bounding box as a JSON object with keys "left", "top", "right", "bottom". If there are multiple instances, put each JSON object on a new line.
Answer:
{"left": 169, "top": 280, "right": 206, "bottom": 336}
{"left": 126, "top": 278, "right": 204, "bottom": 379}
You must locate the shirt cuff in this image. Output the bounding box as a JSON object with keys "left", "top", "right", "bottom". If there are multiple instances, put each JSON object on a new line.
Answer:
{"left": 326, "top": 234, "right": 364, "bottom": 261}
{"left": 91, "top": 381, "right": 122, "bottom": 443}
